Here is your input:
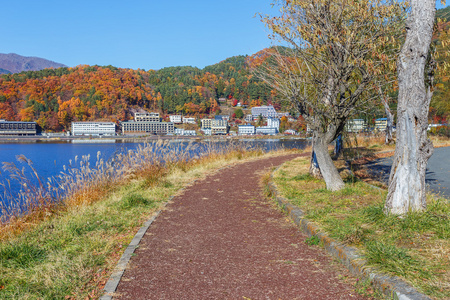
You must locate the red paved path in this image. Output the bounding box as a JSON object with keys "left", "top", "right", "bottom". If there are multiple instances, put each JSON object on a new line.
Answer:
{"left": 115, "top": 154, "right": 366, "bottom": 299}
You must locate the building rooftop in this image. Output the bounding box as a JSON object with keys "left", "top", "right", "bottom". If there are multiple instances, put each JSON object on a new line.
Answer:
{"left": 0, "top": 120, "right": 36, "bottom": 123}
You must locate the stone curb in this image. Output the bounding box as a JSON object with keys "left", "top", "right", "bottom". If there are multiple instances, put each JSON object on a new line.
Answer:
{"left": 269, "top": 168, "right": 431, "bottom": 300}
{"left": 99, "top": 198, "right": 171, "bottom": 300}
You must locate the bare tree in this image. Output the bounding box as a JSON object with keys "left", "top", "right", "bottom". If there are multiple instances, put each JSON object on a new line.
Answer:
{"left": 385, "top": 0, "right": 445, "bottom": 215}
{"left": 257, "top": 0, "right": 405, "bottom": 191}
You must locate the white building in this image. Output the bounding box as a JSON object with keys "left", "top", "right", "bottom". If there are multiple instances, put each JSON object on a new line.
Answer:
{"left": 201, "top": 128, "right": 212, "bottom": 136}
{"left": 278, "top": 112, "right": 290, "bottom": 118}
{"left": 267, "top": 118, "right": 280, "bottom": 131}
{"left": 135, "top": 112, "right": 160, "bottom": 122}
{"left": 201, "top": 119, "right": 228, "bottom": 135}
{"left": 284, "top": 129, "right": 298, "bottom": 135}
{"left": 174, "top": 128, "right": 197, "bottom": 136}
{"left": 201, "top": 119, "right": 227, "bottom": 129}
{"left": 346, "top": 119, "right": 367, "bottom": 133}
{"left": 251, "top": 105, "right": 278, "bottom": 119}
{"left": 252, "top": 118, "right": 280, "bottom": 136}
{"left": 174, "top": 128, "right": 185, "bottom": 135}
{"left": 169, "top": 115, "right": 182, "bottom": 123}
{"left": 245, "top": 114, "right": 253, "bottom": 122}
{"left": 184, "top": 130, "right": 197, "bottom": 136}
{"left": 183, "top": 117, "right": 196, "bottom": 124}
{"left": 238, "top": 125, "right": 255, "bottom": 136}
{"left": 211, "top": 124, "right": 227, "bottom": 135}
{"left": 71, "top": 122, "right": 116, "bottom": 136}
{"left": 256, "top": 127, "right": 277, "bottom": 135}
{"left": 121, "top": 121, "right": 174, "bottom": 135}
{"left": 374, "top": 118, "right": 387, "bottom": 132}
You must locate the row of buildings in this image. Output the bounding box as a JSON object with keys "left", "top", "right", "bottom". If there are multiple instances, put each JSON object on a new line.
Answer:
{"left": 0, "top": 115, "right": 389, "bottom": 137}
{"left": 346, "top": 118, "right": 388, "bottom": 133}
{"left": 198, "top": 116, "right": 282, "bottom": 136}
{"left": 237, "top": 118, "right": 281, "bottom": 136}
{"left": 0, "top": 105, "right": 287, "bottom": 137}
{"left": 0, "top": 113, "right": 175, "bottom": 137}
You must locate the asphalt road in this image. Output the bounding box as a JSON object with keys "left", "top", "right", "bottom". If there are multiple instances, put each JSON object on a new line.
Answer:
{"left": 366, "top": 146, "right": 450, "bottom": 199}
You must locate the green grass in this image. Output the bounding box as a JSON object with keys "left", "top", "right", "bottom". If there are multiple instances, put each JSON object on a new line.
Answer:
{"left": 0, "top": 181, "right": 165, "bottom": 299}
{"left": 305, "top": 235, "right": 320, "bottom": 246}
{"left": 273, "top": 156, "right": 450, "bottom": 299}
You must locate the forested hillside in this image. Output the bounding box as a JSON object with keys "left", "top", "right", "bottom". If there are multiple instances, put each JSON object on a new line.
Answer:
{"left": 1, "top": 5, "right": 449, "bottom": 132}
{"left": 0, "top": 55, "right": 279, "bottom": 131}
{"left": 436, "top": 5, "right": 450, "bottom": 20}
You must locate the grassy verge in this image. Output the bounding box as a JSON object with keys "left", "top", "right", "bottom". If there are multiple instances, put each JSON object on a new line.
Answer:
{"left": 0, "top": 141, "right": 294, "bottom": 299}
{"left": 272, "top": 155, "right": 449, "bottom": 299}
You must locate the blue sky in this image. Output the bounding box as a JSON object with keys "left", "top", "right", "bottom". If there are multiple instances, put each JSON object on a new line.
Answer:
{"left": 1, "top": 1, "right": 448, "bottom": 71}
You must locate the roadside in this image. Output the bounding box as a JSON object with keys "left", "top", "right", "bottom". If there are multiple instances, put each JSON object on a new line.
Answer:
{"left": 364, "top": 146, "right": 450, "bottom": 199}
{"left": 272, "top": 154, "right": 449, "bottom": 299}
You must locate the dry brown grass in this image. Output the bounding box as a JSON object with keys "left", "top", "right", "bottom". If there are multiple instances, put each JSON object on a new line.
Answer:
{"left": 0, "top": 140, "right": 275, "bottom": 242}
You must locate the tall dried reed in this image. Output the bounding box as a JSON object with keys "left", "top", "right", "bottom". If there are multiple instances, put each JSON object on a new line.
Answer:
{"left": 0, "top": 140, "right": 260, "bottom": 239}
{"left": 344, "top": 132, "right": 386, "bottom": 148}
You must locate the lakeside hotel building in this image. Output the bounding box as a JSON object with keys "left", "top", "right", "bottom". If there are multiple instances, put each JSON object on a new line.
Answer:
{"left": 251, "top": 105, "right": 278, "bottom": 119}
{"left": 71, "top": 122, "right": 116, "bottom": 136}
{"left": 201, "top": 119, "right": 228, "bottom": 135}
{"left": 0, "top": 120, "right": 37, "bottom": 136}
{"left": 122, "top": 112, "right": 174, "bottom": 135}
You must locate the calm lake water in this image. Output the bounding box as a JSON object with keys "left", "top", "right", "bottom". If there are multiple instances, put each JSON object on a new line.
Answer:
{"left": 0, "top": 138, "right": 309, "bottom": 210}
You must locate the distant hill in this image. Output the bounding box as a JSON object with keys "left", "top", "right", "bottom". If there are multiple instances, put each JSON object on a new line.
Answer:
{"left": 437, "top": 6, "right": 450, "bottom": 21}
{"left": 0, "top": 53, "right": 66, "bottom": 74}
{"left": 0, "top": 68, "right": 11, "bottom": 74}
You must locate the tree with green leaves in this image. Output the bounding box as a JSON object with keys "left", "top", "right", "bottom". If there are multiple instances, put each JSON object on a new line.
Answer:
{"left": 234, "top": 108, "right": 244, "bottom": 119}
{"left": 257, "top": 0, "right": 406, "bottom": 191}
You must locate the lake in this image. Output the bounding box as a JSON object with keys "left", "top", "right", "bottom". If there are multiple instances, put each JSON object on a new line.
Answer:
{"left": 0, "top": 138, "right": 309, "bottom": 211}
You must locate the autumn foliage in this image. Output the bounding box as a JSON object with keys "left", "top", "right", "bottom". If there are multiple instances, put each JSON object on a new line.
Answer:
{"left": 0, "top": 65, "right": 153, "bottom": 130}
{"left": 0, "top": 55, "right": 280, "bottom": 131}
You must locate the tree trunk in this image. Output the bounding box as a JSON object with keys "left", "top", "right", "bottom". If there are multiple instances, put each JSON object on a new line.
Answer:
{"left": 333, "top": 134, "right": 343, "bottom": 159}
{"left": 380, "top": 91, "right": 394, "bottom": 145}
{"left": 309, "top": 138, "right": 322, "bottom": 178}
{"left": 313, "top": 133, "right": 345, "bottom": 191}
{"left": 384, "top": 105, "right": 394, "bottom": 145}
{"left": 377, "top": 86, "right": 394, "bottom": 144}
{"left": 385, "top": 0, "right": 435, "bottom": 215}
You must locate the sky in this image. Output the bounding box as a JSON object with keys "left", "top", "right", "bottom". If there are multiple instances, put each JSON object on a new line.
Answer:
{"left": 1, "top": 1, "right": 448, "bottom": 71}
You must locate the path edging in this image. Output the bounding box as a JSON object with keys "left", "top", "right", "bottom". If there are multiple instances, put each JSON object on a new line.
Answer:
{"left": 99, "top": 199, "right": 170, "bottom": 300}
{"left": 269, "top": 167, "right": 431, "bottom": 300}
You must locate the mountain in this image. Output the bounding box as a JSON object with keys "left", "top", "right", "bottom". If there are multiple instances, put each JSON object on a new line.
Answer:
{"left": 0, "top": 68, "right": 11, "bottom": 74}
{"left": 0, "top": 53, "right": 66, "bottom": 74}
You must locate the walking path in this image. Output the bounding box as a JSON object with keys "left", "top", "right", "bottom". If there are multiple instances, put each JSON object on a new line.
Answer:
{"left": 113, "top": 154, "right": 367, "bottom": 299}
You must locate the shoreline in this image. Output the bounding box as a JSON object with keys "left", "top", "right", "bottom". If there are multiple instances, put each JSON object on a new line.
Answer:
{"left": 0, "top": 134, "right": 308, "bottom": 144}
